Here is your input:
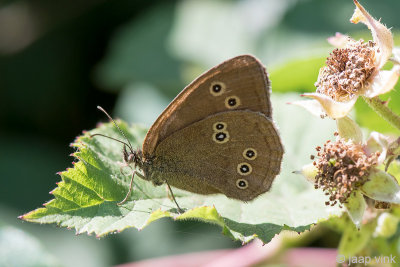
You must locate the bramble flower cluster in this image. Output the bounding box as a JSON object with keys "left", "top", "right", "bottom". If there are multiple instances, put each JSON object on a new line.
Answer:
{"left": 313, "top": 135, "right": 379, "bottom": 207}
{"left": 293, "top": 0, "right": 400, "bottom": 119}
{"left": 297, "top": 0, "right": 400, "bottom": 229}
{"left": 315, "top": 39, "right": 376, "bottom": 102}
{"left": 301, "top": 117, "right": 400, "bottom": 228}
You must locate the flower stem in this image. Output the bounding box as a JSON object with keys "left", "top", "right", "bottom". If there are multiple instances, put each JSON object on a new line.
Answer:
{"left": 362, "top": 96, "right": 400, "bottom": 131}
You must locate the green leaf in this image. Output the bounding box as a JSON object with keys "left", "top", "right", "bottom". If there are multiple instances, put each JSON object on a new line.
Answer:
{"left": 21, "top": 94, "right": 342, "bottom": 243}
{"left": 94, "top": 2, "right": 181, "bottom": 94}
{"left": 338, "top": 220, "right": 376, "bottom": 257}
{"left": 355, "top": 91, "right": 400, "bottom": 135}
{"left": 0, "top": 225, "right": 62, "bottom": 267}
{"left": 270, "top": 57, "right": 325, "bottom": 93}
{"left": 387, "top": 160, "right": 400, "bottom": 184}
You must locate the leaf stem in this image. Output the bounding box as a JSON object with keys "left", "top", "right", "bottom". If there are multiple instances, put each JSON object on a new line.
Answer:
{"left": 362, "top": 96, "right": 400, "bottom": 131}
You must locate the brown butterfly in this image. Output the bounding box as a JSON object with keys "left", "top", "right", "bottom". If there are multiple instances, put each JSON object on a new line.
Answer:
{"left": 94, "top": 55, "right": 283, "bottom": 210}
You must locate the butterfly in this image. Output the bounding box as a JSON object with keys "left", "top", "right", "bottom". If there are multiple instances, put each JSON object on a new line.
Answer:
{"left": 93, "top": 55, "right": 283, "bottom": 210}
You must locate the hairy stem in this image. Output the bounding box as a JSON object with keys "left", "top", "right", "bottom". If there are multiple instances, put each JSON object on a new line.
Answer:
{"left": 362, "top": 96, "right": 400, "bottom": 131}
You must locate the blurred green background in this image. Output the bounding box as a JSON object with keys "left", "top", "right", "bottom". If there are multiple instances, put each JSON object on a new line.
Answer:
{"left": 1, "top": 0, "right": 400, "bottom": 266}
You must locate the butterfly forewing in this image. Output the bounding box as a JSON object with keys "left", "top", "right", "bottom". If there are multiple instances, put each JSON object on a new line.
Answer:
{"left": 143, "top": 55, "right": 272, "bottom": 157}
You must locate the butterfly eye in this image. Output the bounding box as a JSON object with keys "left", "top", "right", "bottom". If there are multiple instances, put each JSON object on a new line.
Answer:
{"left": 213, "top": 122, "right": 227, "bottom": 131}
{"left": 225, "top": 96, "right": 241, "bottom": 109}
{"left": 210, "top": 82, "right": 226, "bottom": 96}
{"left": 213, "top": 131, "right": 230, "bottom": 144}
{"left": 243, "top": 148, "right": 257, "bottom": 160}
{"left": 237, "top": 163, "right": 252, "bottom": 176}
{"left": 236, "top": 179, "right": 248, "bottom": 189}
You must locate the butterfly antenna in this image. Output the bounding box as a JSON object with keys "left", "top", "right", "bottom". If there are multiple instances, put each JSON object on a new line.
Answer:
{"left": 95, "top": 106, "right": 134, "bottom": 153}
{"left": 90, "top": 133, "right": 133, "bottom": 149}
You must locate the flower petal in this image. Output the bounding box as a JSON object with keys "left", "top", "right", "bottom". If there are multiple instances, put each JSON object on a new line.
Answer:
{"left": 386, "top": 137, "right": 400, "bottom": 170}
{"left": 288, "top": 99, "right": 326, "bottom": 118}
{"left": 344, "top": 190, "right": 366, "bottom": 229}
{"left": 336, "top": 116, "right": 363, "bottom": 144}
{"left": 350, "top": 0, "right": 393, "bottom": 68}
{"left": 392, "top": 47, "right": 400, "bottom": 63}
{"left": 297, "top": 163, "right": 318, "bottom": 183}
{"left": 301, "top": 93, "right": 357, "bottom": 119}
{"left": 327, "top": 32, "right": 351, "bottom": 48}
{"left": 364, "top": 66, "right": 400, "bottom": 97}
{"left": 373, "top": 212, "right": 400, "bottom": 238}
{"left": 361, "top": 170, "right": 400, "bottom": 203}
{"left": 365, "top": 132, "right": 390, "bottom": 164}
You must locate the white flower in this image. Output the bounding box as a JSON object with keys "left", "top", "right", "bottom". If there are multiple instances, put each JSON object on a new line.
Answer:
{"left": 293, "top": 0, "right": 400, "bottom": 119}
{"left": 373, "top": 212, "right": 400, "bottom": 238}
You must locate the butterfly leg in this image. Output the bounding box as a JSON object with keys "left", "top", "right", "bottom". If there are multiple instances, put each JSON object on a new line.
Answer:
{"left": 117, "top": 170, "right": 136, "bottom": 206}
{"left": 166, "top": 181, "right": 183, "bottom": 213}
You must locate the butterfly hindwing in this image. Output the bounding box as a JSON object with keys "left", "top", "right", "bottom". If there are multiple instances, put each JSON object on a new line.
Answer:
{"left": 150, "top": 110, "right": 283, "bottom": 201}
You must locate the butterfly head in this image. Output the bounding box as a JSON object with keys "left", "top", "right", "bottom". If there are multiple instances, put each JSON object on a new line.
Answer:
{"left": 122, "top": 145, "right": 144, "bottom": 168}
